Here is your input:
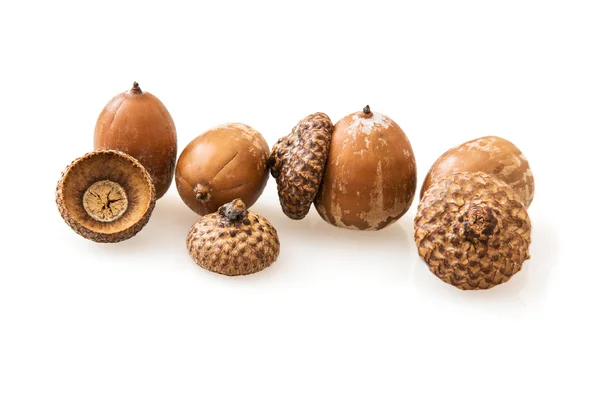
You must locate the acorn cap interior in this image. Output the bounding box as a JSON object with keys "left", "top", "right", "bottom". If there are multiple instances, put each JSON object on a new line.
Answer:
{"left": 60, "top": 150, "right": 154, "bottom": 236}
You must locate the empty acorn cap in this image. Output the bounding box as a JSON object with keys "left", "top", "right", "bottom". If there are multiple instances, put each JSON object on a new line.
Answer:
{"left": 186, "top": 198, "right": 280, "bottom": 276}
{"left": 414, "top": 172, "right": 531, "bottom": 290}
{"left": 56, "top": 150, "right": 156, "bottom": 243}
{"left": 267, "top": 112, "right": 334, "bottom": 219}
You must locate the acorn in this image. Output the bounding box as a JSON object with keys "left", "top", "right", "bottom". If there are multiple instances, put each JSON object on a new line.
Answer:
{"left": 414, "top": 172, "right": 531, "bottom": 290}
{"left": 186, "top": 199, "right": 280, "bottom": 276}
{"left": 176, "top": 123, "right": 270, "bottom": 216}
{"left": 421, "top": 136, "right": 534, "bottom": 208}
{"left": 94, "top": 82, "right": 177, "bottom": 199}
{"left": 56, "top": 150, "right": 156, "bottom": 243}
{"left": 314, "top": 106, "right": 417, "bottom": 230}
{"left": 268, "top": 112, "right": 334, "bottom": 219}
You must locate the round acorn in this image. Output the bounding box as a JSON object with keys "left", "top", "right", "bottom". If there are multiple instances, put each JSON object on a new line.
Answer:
{"left": 56, "top": 150, "right": 156, "bottom": 243}
{"left": 421, "top": 136, "right": 534, "bottom": 208}
{"left": 94, "top": 82, "right": 177, "bottom": 199}
{"left": 186, "top": 199, "right": 280, "bottom": 276}
{"left": 314, "top": 106, "right": 417, "bottom": 230}
{"left": 414, "top": 172, "right": 531, "bottom": 290}
{"left": 176, "top": 123, "right": 270, "bottom": 216}
{"left": 268, "top": 112, "right": 334, "bottom": 220}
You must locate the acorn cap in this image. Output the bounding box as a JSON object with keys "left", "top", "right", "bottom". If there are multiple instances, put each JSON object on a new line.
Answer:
{"left": 186, "top": 199, "right": 280, "bottom": 276}
{"left": 56, "top": 150, "right": 156, "bottom": 243}
{"left": 267, "top": 112, "right": 333, "bottom": 219}
{"left": 414, "top": 172, "right": 531, "bottom": 290}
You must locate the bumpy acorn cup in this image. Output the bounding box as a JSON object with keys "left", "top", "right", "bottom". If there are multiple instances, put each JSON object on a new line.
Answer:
{"left": 268, "top": 112, "right": 334, "bottom": 219}
{"left": 56, "top": 150, "right": 156, "bottom": 243}
{"left": 414, "top": 172, "right": 531, "bottom": 290}
{"left": 186, "top": 199, "right": 280, "bottom": 276}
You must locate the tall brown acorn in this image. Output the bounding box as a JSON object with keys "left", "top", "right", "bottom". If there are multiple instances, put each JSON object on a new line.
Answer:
{"left": 314, "top": 106, "right": 417, "bottom": 230}
{"left": 94, "top": 82, "right": 177, "bottom": 199}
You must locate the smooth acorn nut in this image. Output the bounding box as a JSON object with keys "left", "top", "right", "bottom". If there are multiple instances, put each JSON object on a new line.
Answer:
{"left": 94, "top": 82, "right": 177, "bottom": 199}
{"left": 268, "top": 112, "right": 334, "bottom": 220}
{"left": 314, "top": 106, "right": 417, "bottom": 230}
{"left": 414, "top": 172, "right": 531, "bottom": 290}
{"left": 56, "top": 150, "right": 156, "bottom": 243}
{"left": 186, "top": 199, "right": 280, "bottom": 276}
{"left": 421, "top": 136, "right": 534, "bottom": 208}
{"left": 176, "top": 123, "right": 270, "bottom": 216}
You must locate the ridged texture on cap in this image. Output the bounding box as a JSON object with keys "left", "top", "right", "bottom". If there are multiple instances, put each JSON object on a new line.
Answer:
{"left": 268, "top": 112, "right": 333, "bottom": 219}
{"left": 56, "top": 150, "right": 156, "bottom": 243}
{"left": 186, "top": 199, "right": 280, "bottom": 276}
{"left": 414, "top": 172, "right": 531, "bottom": 290}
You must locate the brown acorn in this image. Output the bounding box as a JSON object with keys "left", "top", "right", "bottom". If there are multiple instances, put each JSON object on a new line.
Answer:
{"left": 176, "top": 123, "right": 270, "bottom": 216}
{"left": 56, "top": 150, "right": 156, "bottom": 243}
{"left": 421, "top": 136, "right": 534, "bottom": 208}
{"left": 94, "top": 82, "right": 177, "bottom": 199}
{"left": 414, "top": 172, "right": 531, "bottom": 290}
{"left": 314, "top": 106, "right": 417, "bottom": 230}
{"left": 186, "top": 199, "right": 280, "bottom": 276}
{"left": 268, "top": 112, "right": 334, "bottom": 219}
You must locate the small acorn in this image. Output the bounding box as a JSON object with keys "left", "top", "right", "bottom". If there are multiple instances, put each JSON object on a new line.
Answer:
{"left": 94, "top": 82, "right": 177, "bottom": 199}
{"left": 414, "top": 172, "right": 531, "bottom": 290}
{"left": 421, "top": 136, "right": 534, "bottom": 208}
{"left": 56, "top": 150, "right": 156, "bottom": 243}
{"left": 186, "top": 199, "right": 280, "bottom": 276}
{"left": 268, "top": 112, "right": 334, "bottom": 219}
{"left": 176, "top": 123, "right": 270, "bottom": 216}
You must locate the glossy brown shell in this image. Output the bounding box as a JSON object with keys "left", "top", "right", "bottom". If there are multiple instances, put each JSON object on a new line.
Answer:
{"left": 175, "top": 123, "right": 270, "bottom": 216}
{"left": 268, "top": 112, "right": 333, "bottom": 220}
{"left": 186, "top": 199, "right": 280, "bottom": 276}
{"left": 415, "top": 172, "right": 531, "bottom": 290}
{"left": 56, "top": 150, "right": 156, "bottom": 243}
{"left": 94, "top": 82, "right": 177, "bottom": 199}
{"left": 314, "top": 109, "right": 417, "bottom": 230}
{"left": 421, "top": 136, "right": 534, "bottom": 208}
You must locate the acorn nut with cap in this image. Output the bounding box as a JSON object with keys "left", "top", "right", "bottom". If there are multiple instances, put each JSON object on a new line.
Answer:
{"left": 414, "top": 172, "right": 532, "bottom": 290}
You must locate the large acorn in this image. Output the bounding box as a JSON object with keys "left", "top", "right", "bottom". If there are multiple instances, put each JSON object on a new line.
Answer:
{"left": 314, "top": 106, "right": 417, "bottom": 230}
{"left": 186, "top": 199, "right": 280, "bottom": 276}
{"left": 421, "top": 136, "right": 534, "bottom": 208}
{"left": 268, "top": 112, "right": 334, "bottom": 219}
{"left": 94, "top": 82, "right": 177, "bottom": 199}
{"left": 56, "top": 150, "right": 156, "bottom": 243}
{"left": 414, "top": 172, "right": 531, "bottom": 290}
{"left": 176, "top": 123, "right": 270, "bottom": 216}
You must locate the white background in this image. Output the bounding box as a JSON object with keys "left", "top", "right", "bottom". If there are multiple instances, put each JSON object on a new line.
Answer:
{"left": 1, "top": 1, "right": 598, "bottom": 399}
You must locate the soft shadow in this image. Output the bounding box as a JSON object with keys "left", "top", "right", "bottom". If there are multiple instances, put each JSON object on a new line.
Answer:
{"left": 243, "top": 201, "right": 413, "bottom": 281}
{"left": 105, "top": 194, "right": 200, "bottom": 253}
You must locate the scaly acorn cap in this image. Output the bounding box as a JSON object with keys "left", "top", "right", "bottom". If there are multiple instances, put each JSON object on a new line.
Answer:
{"left": 414, "top": 172, "right": 531, "bottom": 290}
{"left": 267, "top": 112, "right": 334, "bottom": 220}
{"left": 186, "top": 199, "right": 280, "bottom": 276}
{"left": 56, "top": 150, "right": 156, "bottom": 243}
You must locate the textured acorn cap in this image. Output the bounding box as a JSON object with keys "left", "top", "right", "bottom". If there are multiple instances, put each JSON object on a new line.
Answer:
{"left": 56, "top": 150, "right": 156, "bottom": 243}
{"left": 414, "top": 172, "right": 531, "bottom": 290}
{"left": 268, "top": 112, "right": 333, "bottom": 219}
{"left": 186, "top": 199, "right": 280, "bottom": 276}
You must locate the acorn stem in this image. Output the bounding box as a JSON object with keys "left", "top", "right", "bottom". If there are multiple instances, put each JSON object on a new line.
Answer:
{"left": 461, "top": 205, "right": 498, "bottom": 242}
{"left": 130, "top": 81, "right": 142, "bottom": 94}
{"left": 219, "top": 199, "right": 248, "bottom": 222}
{"left": 194, "top": 183, "right": 210, "bottom": 202}
{"left": 363, "top": 105, "right": 372, "bottom": 115}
